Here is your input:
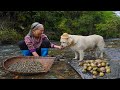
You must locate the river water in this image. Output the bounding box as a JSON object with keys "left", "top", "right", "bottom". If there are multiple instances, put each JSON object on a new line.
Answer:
{"left": 0, "top": 38, "right": 120, "bottom": 79}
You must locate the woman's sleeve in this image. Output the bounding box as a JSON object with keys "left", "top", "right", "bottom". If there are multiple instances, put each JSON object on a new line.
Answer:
{"left": 42, "top": 34, "right": 55, "bottom": 48}
{"left": 24, "top": 36, "right": 36, "bottom": 52}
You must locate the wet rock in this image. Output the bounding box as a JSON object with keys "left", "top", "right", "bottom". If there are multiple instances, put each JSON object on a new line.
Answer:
{"left": 55, "top": 55, "right": 64, "bottom": 61}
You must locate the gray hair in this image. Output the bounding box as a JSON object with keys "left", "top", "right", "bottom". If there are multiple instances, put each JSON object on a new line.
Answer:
{"left": 27, "top": 22, "right": 44, "bottom": 36}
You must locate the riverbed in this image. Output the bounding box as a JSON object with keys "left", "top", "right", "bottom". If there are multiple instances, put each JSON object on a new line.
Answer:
{"left": 0, "top": 38, "right": 120, "bottom": 79}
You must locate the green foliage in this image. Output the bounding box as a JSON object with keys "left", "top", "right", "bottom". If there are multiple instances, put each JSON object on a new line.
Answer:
{"left": 0, "top": 11, "right": 120, "bottom": 44}
{"left": 0, "top": 29, "right": 23, "bottom": 44}
{"left": 95, "top": 11, "right": 120, "bottom": 38}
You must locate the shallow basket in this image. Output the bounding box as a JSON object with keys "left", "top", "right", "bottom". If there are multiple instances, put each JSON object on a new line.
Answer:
{"left": 3, "top": 56, "right": 55, "bottom": 75}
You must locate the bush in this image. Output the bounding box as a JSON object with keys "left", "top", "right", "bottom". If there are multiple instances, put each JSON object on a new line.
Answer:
{"left": 0, "top": 28, "right": 23, "bottom": 44}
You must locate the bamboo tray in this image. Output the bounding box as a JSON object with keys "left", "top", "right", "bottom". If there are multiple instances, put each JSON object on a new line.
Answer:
{"left": 3, "top": 56, "right": 55, "bottom": 75}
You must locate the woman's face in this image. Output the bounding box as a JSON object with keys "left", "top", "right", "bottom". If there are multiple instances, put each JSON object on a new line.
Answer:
{"left": 32, "top": 27, "right": 44, "bottom": 38}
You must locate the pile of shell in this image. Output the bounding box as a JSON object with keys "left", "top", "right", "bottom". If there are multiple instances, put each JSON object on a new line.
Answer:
{"left": 8, "top": 60, "right": 45, "bottom": 73}
{"left": 79, "top": 59, "right": 111, "bottom": 78}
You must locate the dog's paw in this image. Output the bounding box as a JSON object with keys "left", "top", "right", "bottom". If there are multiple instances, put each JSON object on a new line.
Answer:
{"left": 78, "top": 60, "right": 83, "bottom": 62}
{"left": 73, "top": 58, "right": 78, "bottom": 60}
{"left": 78, "top": 61, "right": 84, "bottom": 66}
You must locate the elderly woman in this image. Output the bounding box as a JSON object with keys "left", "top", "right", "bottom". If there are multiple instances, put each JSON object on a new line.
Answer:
{"left": 18, "top": 22, "right": 62, "bottom": 56}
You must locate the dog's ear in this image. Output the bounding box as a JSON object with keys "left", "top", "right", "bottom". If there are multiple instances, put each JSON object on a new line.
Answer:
{"left": 68, "top": 37, "right": 74, "bottom": 45}
{"left": 61, "top": 33, "right": 69, "bottom": 39}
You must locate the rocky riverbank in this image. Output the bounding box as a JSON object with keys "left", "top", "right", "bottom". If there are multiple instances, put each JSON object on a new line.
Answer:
{"left": 0, "top": 38, "right": 120, "bottom": 79}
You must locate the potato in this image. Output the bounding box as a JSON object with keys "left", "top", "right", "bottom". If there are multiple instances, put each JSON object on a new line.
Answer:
{"left": 83, "top": 66, "right": 87, "bottom": 70}
{"left": 87, "top": 63, "right": 91, "bottom": 67}
{"left": 100, "top": 67, "right": 106, "bottom": 72}
{"left": 99, "top": 72, "right": 104, "bottom": 77}
{"left": 91, "top": 63, "right": 96, "bottom": 67}
{"left": 90, "top": 60, "right": 94, "bottom": 63}
{"left": 106, "top": 62, "right": 110, "bottom": 66}
{"left": 83, "top": 63, "right": 88, "bottom": 67}
{"left": 104, "top": 60, "right": 107, "bottom": 63}
{"left": 105, "top": 66, "right": 110, "bottom": 69}
{"left": 101, "top": 62, "right": 106, "bottom": 66}
{"left": 82, "top": 69, "right": 87, "bottom": 73}
{"left": 79, "top": 62, "right": 84, "bottom": 66}
{"left": 96, "top": 59, "right": 102, "bottom": 63}
{"left": 94, "top": 62, "right": 98, "bottom": 65}
{"left": 92, "top": 67, "right": 98, "bottom": 71}
{"left": 106, "top": 68, "right": 111, "bottom": 73}
{"left": 97, "top": 63, "right": 102, "bottom": 67}
{"left": 92, "top": 71, "right": 98, "bottom": 76}
{"left": 97, "top": 68, "right": 101, "bottom": 72}
{"left": 85, "top": 61, "right": 90, "bottom": 63}
{"left": 90, "top": 70, "right": 93, "bottom": 73}
{"left": 87, "top": 66, "right": 92, "bottom": 71}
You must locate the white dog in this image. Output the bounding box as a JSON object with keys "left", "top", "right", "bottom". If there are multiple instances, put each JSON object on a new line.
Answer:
{"left": 60, "top": 33, "right": 105, "bottom": 61}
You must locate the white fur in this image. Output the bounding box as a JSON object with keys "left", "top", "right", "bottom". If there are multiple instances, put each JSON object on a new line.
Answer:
{"left": 60, "top": 34, "right": 105, "bottom": 61}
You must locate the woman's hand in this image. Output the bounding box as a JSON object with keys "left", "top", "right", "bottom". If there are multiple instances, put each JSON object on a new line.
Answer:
{"left": 32, "top": 52, "right": 39, "bottom": 56}
{"left": 57, "top": 46, "right": 62, "bottom": 49}
{"left": 54, "top": 45, "right": 63, "bottom": 49}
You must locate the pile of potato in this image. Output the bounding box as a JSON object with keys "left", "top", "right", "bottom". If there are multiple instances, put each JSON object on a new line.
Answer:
{"left": 79, "top": 59, "right": 111, "bottom": 78}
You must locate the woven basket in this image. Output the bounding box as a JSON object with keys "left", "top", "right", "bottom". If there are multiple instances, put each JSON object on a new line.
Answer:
{"left": 3, "top": 56, "right": 55, "bottom": 75}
